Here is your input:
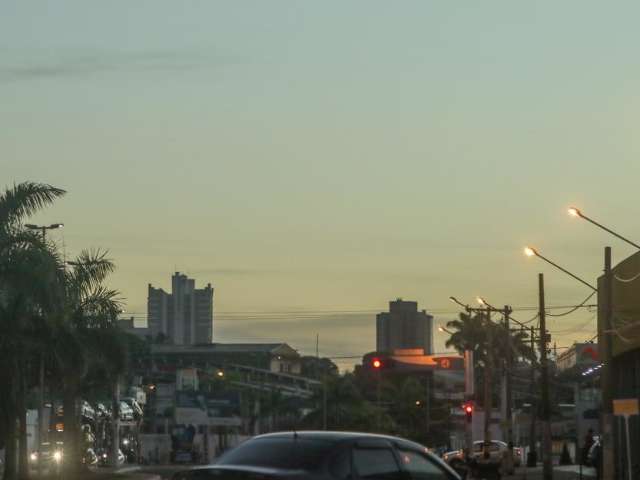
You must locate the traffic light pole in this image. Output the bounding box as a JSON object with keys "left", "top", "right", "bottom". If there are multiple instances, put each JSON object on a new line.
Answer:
{"left": 464, "top": 349, "right": 474, "bottom": 459}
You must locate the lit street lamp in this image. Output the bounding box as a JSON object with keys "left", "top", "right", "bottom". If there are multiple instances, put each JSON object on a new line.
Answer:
{"left": 568, "top": 207, "right": 640, "bottom": 250}
{"left": 523, "top": 246, "right": 597, "bottom": 291}
{"left": 24, "top": 223, "right": 63, "bottom": 240}
{"left": 567, "top": 206, "right": 640, "bottom": 480}
{"left": 438, "top": 326, "right": 454, "bottom": 335}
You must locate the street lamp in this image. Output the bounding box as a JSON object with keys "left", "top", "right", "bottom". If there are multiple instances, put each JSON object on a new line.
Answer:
{"left": 523, "top": 246, "right": 597, "bottom": 291}
{"left": 24, "top": 223, "right": 64, "bottom": 240}
{"left": 568, "top": 207, "right": 640, "bottom": 250}
{"left": 438, "top": 326, "right": 454, "bottom": 335}
{"left": 24, "top": 222, "right": 63, "bottom": 477}
{"left": 566, "top": 206, "right": 640, "bottom": 479}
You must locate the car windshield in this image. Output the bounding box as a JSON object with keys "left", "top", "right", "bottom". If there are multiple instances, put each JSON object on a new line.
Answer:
{"left": 217, "top": 438, "right": 336, "bottom": 470}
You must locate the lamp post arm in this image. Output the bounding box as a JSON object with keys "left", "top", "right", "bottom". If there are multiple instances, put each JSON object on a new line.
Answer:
{"left": 534, "top": 251, "right": 598, "bottom": 292}
{"left": 578, "top": 212, "right": 640, "bottom": 250}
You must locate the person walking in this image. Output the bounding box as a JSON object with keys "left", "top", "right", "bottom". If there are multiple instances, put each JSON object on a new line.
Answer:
{"left": 499, "top": 442, "right": 516, "bottom": 477}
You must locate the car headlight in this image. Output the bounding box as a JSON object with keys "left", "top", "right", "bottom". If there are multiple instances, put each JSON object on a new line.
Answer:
{"left": 123, "top": 439, "right": 129, "bottom": 445}
{"left": 53, "top": 451, "right": 63, "bottom": 463}
{"left": 29, "top": 453, "right": 38, "bottom": 462}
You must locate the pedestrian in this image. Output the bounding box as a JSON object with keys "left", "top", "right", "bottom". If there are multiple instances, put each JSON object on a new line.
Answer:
{"left": 499, "top": 442, "right": 515, "bottom": 477}
{"left": 582, "top": 429, "right": 594, "bottom": 465}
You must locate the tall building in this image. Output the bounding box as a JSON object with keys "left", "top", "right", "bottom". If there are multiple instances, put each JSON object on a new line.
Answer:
{"left": 376, "top": 298, "right": 433, "bottom": 354}
{"left": 148, "top": 272, "right": 214, "bottom": 345}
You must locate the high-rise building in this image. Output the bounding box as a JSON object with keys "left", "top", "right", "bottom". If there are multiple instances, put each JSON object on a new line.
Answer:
{"left": 148, "top": 272, "right": 214, "bottom": 345}
{"left": 376, "top": 298, "right": 433, "bottom": 354}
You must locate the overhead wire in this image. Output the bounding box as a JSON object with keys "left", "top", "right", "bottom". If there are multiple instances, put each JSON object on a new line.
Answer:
{"left": 547, "top": 291, "right": 597, "bottom": 317}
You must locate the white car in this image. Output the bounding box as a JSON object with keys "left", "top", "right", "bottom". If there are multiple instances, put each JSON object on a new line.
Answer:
{"left": 442, "top": 440, "right": 522, "bottom": 472}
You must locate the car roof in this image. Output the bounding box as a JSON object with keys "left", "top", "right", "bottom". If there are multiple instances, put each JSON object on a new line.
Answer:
{"left": 253, "top": 431, "right": 424, "bottom": 446}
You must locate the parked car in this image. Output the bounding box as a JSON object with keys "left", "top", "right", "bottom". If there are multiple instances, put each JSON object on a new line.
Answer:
{"left": 95, "top": 403, "right": 112, "bottom": 419}
{"left": 97, "top": 448, "right": 125, "bottom": 466}
{"left": 172, "top": 431, "right": 462, "bottom": 480}
{"left": 442, "top": 441, "right": 522, "bottom": 473}
{"left": 121, "top": 397, "right": 144, "bottom": 418}
{"left": 119, "top": 401, "right": 134, "bottom": 421}
{"left": 81, "top": 401, "right": 95, "bottom": 421}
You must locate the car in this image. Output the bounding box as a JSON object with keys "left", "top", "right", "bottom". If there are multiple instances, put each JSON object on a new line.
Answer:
{"left": 442, "top": 441, "right": 521, "bottom": 473}
{"left": 172, "top": 431, "right": 463, "bottom": 480}
{"left": 97, "top": 448, "right": 126, "bottom": 466}
{"left": 119, "top": 401, "right": 134, "bottom": 421}
{"left": 121, "top": 397, "right": 144, "bottom": 418}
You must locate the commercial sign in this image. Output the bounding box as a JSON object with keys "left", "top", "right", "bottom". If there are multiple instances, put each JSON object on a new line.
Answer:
{"left": 613, "top": 398, "right": 639, "bottom": 417}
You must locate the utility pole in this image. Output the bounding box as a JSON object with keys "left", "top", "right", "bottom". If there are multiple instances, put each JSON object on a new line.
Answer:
{"left": 538, "top": 273, "right": 553, "bottom": 480}
{"left": 504, "top": 305, "right": 513, "bottom": 445}
{"left": 483, "top": 307, "right": 493, "bottom": 447}
{"left": 601, "top": 246, "right": 615, "bottom": 480}
{"left": 527, "top": 326, "right": 537, "bottom": 467}
{"left": 317, "top": 334, "right": 327, "bottom": 430}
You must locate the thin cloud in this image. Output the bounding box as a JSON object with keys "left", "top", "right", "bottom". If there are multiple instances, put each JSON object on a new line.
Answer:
{"left": 0, "top": 49, "right": 238, "bottom": 83}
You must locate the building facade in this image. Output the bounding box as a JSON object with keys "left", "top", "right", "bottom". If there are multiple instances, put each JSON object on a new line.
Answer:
{"left": 148, "top": 272, "right": 214, "bottom": 345}
{"left": 376, "top": 298, "right": 434, "bottom": 354}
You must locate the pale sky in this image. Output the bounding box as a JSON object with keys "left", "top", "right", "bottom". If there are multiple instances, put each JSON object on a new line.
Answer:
{"left": 3, "top": 1, "right": 640, "bottom": 370}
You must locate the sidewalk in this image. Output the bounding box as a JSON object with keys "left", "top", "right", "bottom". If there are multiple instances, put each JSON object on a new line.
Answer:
{"left": 500, "top": 465, "right": 597, "bottom": 479}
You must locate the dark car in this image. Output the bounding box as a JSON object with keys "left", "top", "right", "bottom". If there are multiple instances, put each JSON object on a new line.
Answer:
{"left": 172, "top": 431, "right": 463, "bottom": 480}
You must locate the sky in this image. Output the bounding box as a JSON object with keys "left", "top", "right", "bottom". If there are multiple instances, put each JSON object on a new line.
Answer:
{"left": 3, "top": 1, "right": 640, "bottom": 370}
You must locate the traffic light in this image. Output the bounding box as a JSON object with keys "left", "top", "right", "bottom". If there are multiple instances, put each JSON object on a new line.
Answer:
{"left": 371, "top": 357, "right": 383, "bottom": 369}
{"left": 463, "top": 402, "right": 473, "bottom": 422}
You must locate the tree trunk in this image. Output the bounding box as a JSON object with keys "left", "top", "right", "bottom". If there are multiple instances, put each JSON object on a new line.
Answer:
{"left": 62, "top": 381, "right": 81, "bottom": 480}
{"left": 2, "top": 417, "right": 18, "bottom": 480}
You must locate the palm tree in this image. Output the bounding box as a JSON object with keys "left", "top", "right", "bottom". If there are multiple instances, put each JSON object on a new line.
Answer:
{"left": 0, "top": 182, "right": 66, "bottom": 480}
{"left": 53, "top": 249, "right": 122, "bottom": 478}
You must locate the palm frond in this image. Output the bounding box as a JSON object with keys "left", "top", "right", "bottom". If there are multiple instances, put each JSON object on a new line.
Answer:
{"left": 68, "top": 248, "right": 115, "bottom": 296}
{"left": 0, "top": 182, "right": 66, "bottom": 227}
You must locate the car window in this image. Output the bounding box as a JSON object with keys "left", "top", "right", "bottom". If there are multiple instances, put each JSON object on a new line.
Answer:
{"left": 353, "top": 447, "right": 402, "bottom": 480}
{"left": 217, "top": 438, "right": 335, "bottom": 470}
{"left": 473, "top": 443, "right": 500, "bottom": 453}
{"left": 398, "top": 449, "right": 452, "bottom": 480}
{"left": 329, "top": 450, "right": 352, "bottom": 479}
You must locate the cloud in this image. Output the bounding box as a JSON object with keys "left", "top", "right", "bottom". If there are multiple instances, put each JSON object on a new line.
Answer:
{"left": 0, "top": 48, "right": 236, "bottom": 83}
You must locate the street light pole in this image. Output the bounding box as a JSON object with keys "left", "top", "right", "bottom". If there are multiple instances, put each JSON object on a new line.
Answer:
{"left": 528, "top": 326, "right": 537, "bottom": 467}
{"left": 24, "top": 222, "right": 63, "bottom": 478}
{"left": 504, "top": 305, "right": 513, "bottom": 445}
{"left": 538, "top": 274, "right": 553, "bottom": 480}
{"left": 601, "top": 247, "right": 615, "bottom": 480}
{"left": 567, "top": 207, "right": 640, "bottom": 480}
{"left": 483, "top": 307, "right": 493, "bottom": 449}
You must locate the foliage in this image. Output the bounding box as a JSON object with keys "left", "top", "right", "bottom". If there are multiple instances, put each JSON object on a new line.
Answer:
{"left": 0, "top": 182, "right": 126, "bottom": 480}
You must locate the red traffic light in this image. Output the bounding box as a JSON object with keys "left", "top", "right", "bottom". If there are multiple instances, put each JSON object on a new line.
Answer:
{"left": 372, "top": 358, "right": 383, "bottom": 369}
{"left": 463, "top": 402, "right": 473, "bottom": 422}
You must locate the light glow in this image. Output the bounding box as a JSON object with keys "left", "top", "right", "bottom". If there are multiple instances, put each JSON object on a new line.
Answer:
{"left": 568, "top": 207, "right": 580, "bottom": 217}
{"left": 524, "top": 246, "right": 536, "bottom": 257}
